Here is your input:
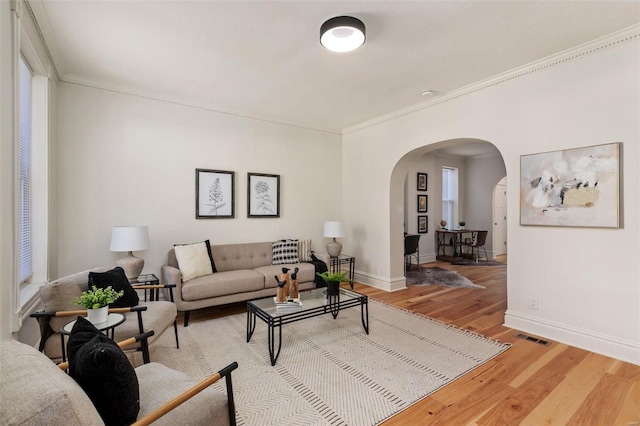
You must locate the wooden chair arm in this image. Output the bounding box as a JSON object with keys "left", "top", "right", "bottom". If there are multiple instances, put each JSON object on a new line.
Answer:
{"left": 131, "top": 284, "right": 176, "bottom": 290}
{"left": 31, "top": 306, "right": 148, "bottom": 318}
{"left": 131, "top": 362, "right": 239, "bottom": 426}
{"left": 57, "top": 330, "right": 155, "bottom": 371}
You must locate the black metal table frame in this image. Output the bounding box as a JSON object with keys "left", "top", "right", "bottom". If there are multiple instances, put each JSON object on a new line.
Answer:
{"left": 330, "top": 255, "right": 355, "bottom": 289}
{"left": 246, "top": 291, "right": 369, "bottom": 366}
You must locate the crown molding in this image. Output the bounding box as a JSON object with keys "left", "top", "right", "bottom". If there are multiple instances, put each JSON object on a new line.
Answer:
{"left": 25, "top": 0, "right": 63, "bottom": 80}
{"left": 343, "top": 24, "right": 640, "bottom": 135}
{"left": 60, "top": 74, "right": 342, "bottom": 136}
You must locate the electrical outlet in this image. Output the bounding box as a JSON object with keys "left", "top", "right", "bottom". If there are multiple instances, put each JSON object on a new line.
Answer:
{"left": 528, "top": 297, "right": 539, "bottom": 310}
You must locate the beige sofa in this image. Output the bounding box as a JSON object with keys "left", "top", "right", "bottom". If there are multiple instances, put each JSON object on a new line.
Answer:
{"left": 161, "top": 241, "right": 329, "bottom": 326}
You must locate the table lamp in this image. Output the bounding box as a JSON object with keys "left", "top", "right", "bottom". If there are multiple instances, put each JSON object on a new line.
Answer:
{"left": 323, "top": 221, "right": 345, "bottom": 257}
{"left": 109, "top": 226, "right": 149, "bottom": 279}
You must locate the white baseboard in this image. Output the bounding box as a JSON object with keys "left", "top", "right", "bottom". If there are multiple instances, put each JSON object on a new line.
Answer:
{"left": 354, "top": 270, "right": 407, "bottom": 292}
{"left": 505, "top": 310, "right": 640, "bottom": 366}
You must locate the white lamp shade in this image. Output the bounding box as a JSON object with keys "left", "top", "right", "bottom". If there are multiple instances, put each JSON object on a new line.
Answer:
{"left": 323, "top": 221, "right": 345, "bottom": 238}
{"left": 109, "top": 226, "right": 149, "bottom": 252}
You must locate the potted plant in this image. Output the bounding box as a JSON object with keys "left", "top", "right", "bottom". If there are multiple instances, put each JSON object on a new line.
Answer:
{"left": 73, "top": 285, "right": 124, "bottom": 324}
{"left": 316, "top": 271, "right": 350, "bottom": 296}
{"left": 459, "top": 221, "right": 466, "bottom": 229}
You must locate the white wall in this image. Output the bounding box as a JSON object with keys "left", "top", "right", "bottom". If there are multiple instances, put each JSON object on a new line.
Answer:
{"left": 343, "top": 34, "right": 639, "bottom": 364}
{"left": 463, "top": 153, "right": 507, "bottom": 256}
{"left": 56, "top": 83, "right": 342, "bottom": 277}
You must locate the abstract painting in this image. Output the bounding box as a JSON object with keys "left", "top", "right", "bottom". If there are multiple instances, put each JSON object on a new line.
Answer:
{"left": 196, "top": 169, "right": 235, "bottom": 218}
{"left": 520, "top": 142, "right": 620, "bottom": 228}
{"left": 248, "top": 173, "right": 280, "bottom": 218}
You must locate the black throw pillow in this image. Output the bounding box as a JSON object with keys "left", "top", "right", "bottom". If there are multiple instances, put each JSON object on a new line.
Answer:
{"left": 68, "top": 316, "right": 140, "bottom": 426}
{"left": 89, "top": 266, "right": 139, "bottom": 307}
{"left": 174, "top": 239, "right": 217, "bottom": 273}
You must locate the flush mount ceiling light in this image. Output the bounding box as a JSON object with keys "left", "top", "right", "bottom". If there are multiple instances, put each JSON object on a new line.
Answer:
{"left": 320, "top": 16, "right": 366, "bottom": 53}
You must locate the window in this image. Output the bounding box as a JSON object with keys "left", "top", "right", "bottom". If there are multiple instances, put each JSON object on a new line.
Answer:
{"left": 18, "top": 55, "right": 33, "bottom": 284}
{"left": 442, "top": 167, "right": 458, "bottom": 228}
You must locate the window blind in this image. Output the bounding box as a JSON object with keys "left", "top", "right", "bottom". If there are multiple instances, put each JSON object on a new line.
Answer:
{"left": 19, "top": 55, "right": 33, "bottom": 283}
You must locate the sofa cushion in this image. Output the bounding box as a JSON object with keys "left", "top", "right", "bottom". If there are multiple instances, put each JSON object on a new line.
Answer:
{"left": 181, "top": 270, "right": 265, "bottom": 301}
{"left": 174, "top": 241, "right": 214, "bottom": 281}
{"left": 89, "top": 266, "right": 139, "bottom": 307}
{"left": 210, "top": 242, "right": 272, "bottom": 271}
{"left": 136, "top": 362, "right": 230, "bottom": 426}
{"left": 272, "top": 240, "right": 300, "bottom": 265}
{"left": 255, "top": 263, "right": 316, "bottom": 288}
{"left": 68, "top": 317, "right": 140, "bottom": 426}
{"left": 297, "top": 239, "right": 313, "bottom": 262}
{"left": 0, "top": 339, "right": 105, "bottom": 426}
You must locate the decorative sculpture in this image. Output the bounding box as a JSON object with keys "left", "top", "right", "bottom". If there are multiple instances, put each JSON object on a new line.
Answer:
{"left": 289, "top": 267, "right": 300, "bottom": 299}
{"left": 280, "top": 268, "right": 291, "bottom": 299}
{"left": 274, "top": 275, "right": 287, "bottom": 303}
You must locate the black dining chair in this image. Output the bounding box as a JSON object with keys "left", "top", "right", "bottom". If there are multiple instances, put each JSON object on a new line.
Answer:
{"left": 464, "top": 230, "right": 489, "bottom": 262}
{"left": 404, "top": 234, "right": 421, "bottom": 274}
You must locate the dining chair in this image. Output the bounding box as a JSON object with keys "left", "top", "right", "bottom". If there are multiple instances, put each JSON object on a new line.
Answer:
{"left": 404, "top": 234, "right": 421, "bottom": 274}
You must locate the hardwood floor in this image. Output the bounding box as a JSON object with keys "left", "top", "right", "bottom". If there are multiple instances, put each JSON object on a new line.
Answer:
{"left": 180, "top": 256, "right": 640, "bottom": 425}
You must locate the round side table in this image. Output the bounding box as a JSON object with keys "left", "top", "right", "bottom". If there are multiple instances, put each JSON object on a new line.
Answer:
{"left": 60, "top": 313, "right": 126, "bottom": 362}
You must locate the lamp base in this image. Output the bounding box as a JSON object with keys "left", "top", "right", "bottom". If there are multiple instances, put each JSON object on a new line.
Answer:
{"left": 326, "top": 239, "right": 343, "bottom": 258}
{"left": 115, "top": 252, "right": 144, "bottom": 279}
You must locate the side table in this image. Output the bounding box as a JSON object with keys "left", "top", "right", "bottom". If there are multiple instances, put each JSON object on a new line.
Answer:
{"left": 330, "top": 254, "right": 355, "bottom": 289}
{"left": 130, "top": 273, "right": 160, "bottom": 301}
{"left": 60, "top": 313, "right": 126, "bottom": 363}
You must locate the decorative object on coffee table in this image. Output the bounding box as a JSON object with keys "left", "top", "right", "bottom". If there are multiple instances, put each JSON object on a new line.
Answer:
{"left": 274, "top": 276, "right": 287, "bottom": 303}
{"left": 109, "top": 225, "right": 150, "bottom": 279}
{"left": 279, "top": 267, "right": 291, "bottom": 297}
{"left": 289, "top": 267, "right": 300, "bottom": 299}
{"left": 323, "top": 221, "right": 345, "bottom": 257}
{"left": 316, "top": 271, "right": 349, "bottom": 296}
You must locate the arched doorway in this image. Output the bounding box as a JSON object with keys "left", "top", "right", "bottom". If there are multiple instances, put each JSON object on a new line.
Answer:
{"left": 391, "top": 138, "right": 507, "bottom": 282}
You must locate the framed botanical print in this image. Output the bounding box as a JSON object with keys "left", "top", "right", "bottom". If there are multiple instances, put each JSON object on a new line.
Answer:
{"left": 195, "top": 169, "right": 235, "bottom": 218}
{"left": 417, "top": 194, "right": 427, "bottom": 212}
{"left": 418, "top": 216, "right": 428, "bottom": 233}
{"left": 248, "top": 173, "right": 280, "bottom": 218}
{"left": 417, "top": 173, "right": 427, "bottom": 191}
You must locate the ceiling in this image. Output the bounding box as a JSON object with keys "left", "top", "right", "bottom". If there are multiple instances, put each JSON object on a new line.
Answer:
{"left": 32, "top": 1, "right": 639, "bottom": 134}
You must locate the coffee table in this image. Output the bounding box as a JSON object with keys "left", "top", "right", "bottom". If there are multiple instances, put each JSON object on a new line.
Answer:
{"left": 246, "top": 287, "right": 369, "bottom": 365}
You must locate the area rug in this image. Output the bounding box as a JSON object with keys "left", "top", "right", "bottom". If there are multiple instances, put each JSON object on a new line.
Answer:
{"left": 406, "top": 266, "right": 485, "bottom": 288}
{"left": 149, "top": 300, "right": 510, "bottom": 425}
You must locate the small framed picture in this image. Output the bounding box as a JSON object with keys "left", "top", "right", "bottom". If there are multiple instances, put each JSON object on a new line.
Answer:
{"left": 417, "top": 173, "right": 428, "bottom": 191}
{"left": 248, "top": 173, "right": 280, "bottom": 218}
{"left": 418, "top": 216, "right": 428, "bottom": 233}
{"left": 196, "top": 169, "right": 235, "bottom": 218}
{"left": 417, "top": 194, "right": 428, "bottom": 212}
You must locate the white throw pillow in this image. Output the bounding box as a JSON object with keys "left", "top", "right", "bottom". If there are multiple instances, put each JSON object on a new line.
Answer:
{"left": 174, "top": 241, "right": 213, "bottom": 281}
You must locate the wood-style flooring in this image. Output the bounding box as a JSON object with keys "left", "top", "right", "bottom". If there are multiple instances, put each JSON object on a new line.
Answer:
{"left": 179, "top": 256, "right": 640, "bottom": 425}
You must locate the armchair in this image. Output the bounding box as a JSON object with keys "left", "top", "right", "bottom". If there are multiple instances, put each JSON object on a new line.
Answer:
{"left": 0, "top": 335, "right": 238, "bottom": 425}
{"left": 31, "top": 267, "right": 178, "bottom": 362}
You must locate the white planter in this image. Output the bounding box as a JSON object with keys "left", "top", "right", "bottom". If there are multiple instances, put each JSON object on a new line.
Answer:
{"left": 87, "top": 306, "right": 109, "bottom": 324}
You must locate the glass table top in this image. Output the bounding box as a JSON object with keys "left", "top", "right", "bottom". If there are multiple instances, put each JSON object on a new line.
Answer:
{"left": 248, "top": 287, "right": 364, "bottom": 318}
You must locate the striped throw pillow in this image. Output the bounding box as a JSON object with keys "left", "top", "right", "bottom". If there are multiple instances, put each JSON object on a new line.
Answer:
{"left": 297, "top": 239, "right": 312, "bottom": 262}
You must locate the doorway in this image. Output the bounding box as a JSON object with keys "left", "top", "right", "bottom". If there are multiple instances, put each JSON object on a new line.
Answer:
{"left": 492, "top": 176, "right": 507, "bottom": 257}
